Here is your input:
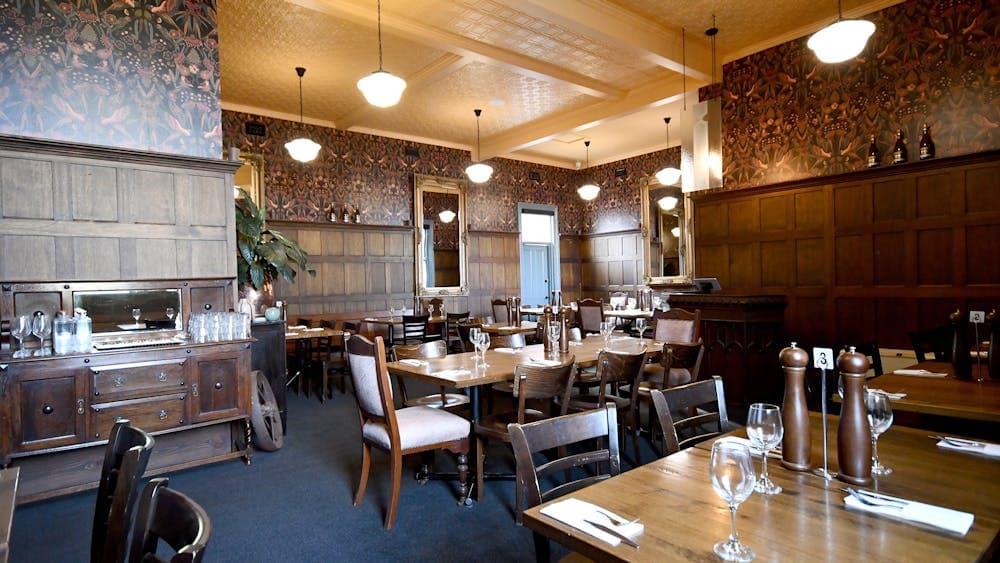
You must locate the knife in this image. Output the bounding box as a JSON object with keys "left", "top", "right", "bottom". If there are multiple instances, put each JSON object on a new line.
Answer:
{"left": 582, "top": 517, "right": 640, "bottom": 549}
{"left": 930, "top": 435, "right": 985, "bottom": 448}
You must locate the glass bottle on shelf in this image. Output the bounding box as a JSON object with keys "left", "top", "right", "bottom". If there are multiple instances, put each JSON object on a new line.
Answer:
{"left": 866, "top": 135, "right": 880, "bottom": 168}
{"left": 892, "top": 129, "right": 907, "bottom": 164}
{"left": 327, "top": 204, "right": 337, "bottom": 222}
{"left": 342, "top": 206, "right": 351, "bottom": 223}
{"left": 919, "top": 123, "right": 935, "bottom": 160}
{"left": 352, "top": 205, "right": 361, "bottom": 223}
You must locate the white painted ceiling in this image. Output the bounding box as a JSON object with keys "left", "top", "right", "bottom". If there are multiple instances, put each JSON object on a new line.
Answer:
{"left": 219, "top": 0, "right": 901, "bottom": 168}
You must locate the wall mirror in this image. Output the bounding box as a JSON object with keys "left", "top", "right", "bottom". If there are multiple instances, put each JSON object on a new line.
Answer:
{"left": 73, "top": 289, "right": 182, "bottom": 333}
{"left": 414, "top": 173, "right": 468, "bottom": 296}
{"left": 641, "top": 176, "right": 693, "bottom": 285}
{"left": 233, "top": 152, "right": 265, "bottom": 207}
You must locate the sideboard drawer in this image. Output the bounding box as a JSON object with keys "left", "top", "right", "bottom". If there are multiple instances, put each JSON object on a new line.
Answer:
{"left": 90, "top": 393, "right": 187, "bottom": 438}
{"left": 90, "top": 359, "right": 187, "bottom": 399}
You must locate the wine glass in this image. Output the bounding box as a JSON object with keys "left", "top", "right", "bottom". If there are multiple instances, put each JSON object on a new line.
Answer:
{"left": 710, "top": 440, "right": 756, "bottom": 562}
{"left": 478, "top": 332, "right": 491, "bottom": 367}
{"left": 867, "top": 390, "right": 894, "bottom": 476}
{"left": 746, "top": 403, "right": 783, "bottom": 495}
{"left": 132, "top": 307, "right": 142, "bottom": 327}
{"left": 428, "top": 304, "right": 435, "bottom": 318}
{"left": 547, "top": 323, "right": 561, "bottom": 356}
{"left": 599, "top": 320, "right": 614, "bottom": 350}
{"left": 634, "top": 317, "right": 647, "bottom": 342}
{"left": 11, "top": 315, "right": 30, "bottom": 358}
{"left": 469, "top": 327, "right": 482, "bottom": 362}
{"left": 31, "top": 313, "right": 51, "bottom": 356}
{"left": 166, "top": 307, "right": 176, "bottom": 321}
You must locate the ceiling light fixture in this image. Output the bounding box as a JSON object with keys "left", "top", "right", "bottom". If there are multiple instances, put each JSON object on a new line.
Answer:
{"left": 671, "top": 226, "right": 681, "bottom": 238}
{"left": 438, "top": 209, "right": 456, "bottom": 223}
{"left": 658, "top": 195, "right": 679, "bottom": 211}
{"left": 655, "top": 117, "right": 682, "bottom": 186}
{"left": 706, "top": 16, "right": 718, "bottom": 85}
{"left": 807, "top": 0, "right": 875, "bottom": 63}
{"left": 577, "top": 141, "right": 600, "bottom": 201}
{"left": 465, "top": 109, "right": 493, "bottom": 183}
{"left": 284, "top": 67, "right": 321, "bottom": 163}
{"left": 357, "top": 0, "right": 407, "bottom": 107}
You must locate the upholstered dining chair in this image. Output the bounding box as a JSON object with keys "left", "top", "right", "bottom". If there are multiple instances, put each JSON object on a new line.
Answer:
{"left": 651, "top": 307, "right": 701, "bottom": 343}
{"left": 473, "top": 357, "right": 577, "bottom": 519}
{"left": 128, "top": 477, "right": 211, "bottom": 563}
{"left": 346, "top": 334, "right": 470, "bottom": 530}
{"left": 509, "top": 405, "right": 620, "bottom": 563}
{"left": 92, "top": 419, "right": 155, "bottom": 563}
{"left": 575, "top": 298, "right": 605, "bottom": 335}
{"left": 649, "top": 376, "right": 732, "bottom": 457}
{"left": 392, "top": 340, "right": 469, "bottom": 410}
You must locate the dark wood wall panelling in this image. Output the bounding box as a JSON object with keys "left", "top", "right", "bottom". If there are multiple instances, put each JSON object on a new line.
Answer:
{"left": 468, "top": 231, "right": 519, "bottom": 316}
{"left": 691, "top": 152, "right": 1000, "bottom": 350}
{"left": 580, "top": 230, "right": 644, "bottom": 300}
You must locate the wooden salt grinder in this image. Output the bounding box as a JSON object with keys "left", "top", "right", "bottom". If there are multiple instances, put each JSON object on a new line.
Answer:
{"left": 837, "top": 346, "right": 872, "bottom": 486}
{"left": 780, "top": 342, "right": 811, "bottom": 471}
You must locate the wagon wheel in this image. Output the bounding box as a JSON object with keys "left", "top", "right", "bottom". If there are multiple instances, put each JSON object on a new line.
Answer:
{"left": 250, "top": 370, "right": 284, "bottom": 451}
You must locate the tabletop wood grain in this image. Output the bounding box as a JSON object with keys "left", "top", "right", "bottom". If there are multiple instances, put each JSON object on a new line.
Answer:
{"left": 868, "top": 361, "right": 1000, "bottom": 423}
{"left": 523, "top": 413, "right": 1000, "bottom": 562}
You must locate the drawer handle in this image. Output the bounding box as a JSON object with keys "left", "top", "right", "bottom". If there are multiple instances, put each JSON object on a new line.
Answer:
{"left": 42, "top": 405, "right": 53, "bottom": 415}
{"left": 158, "top": 372, "right": 168, "bottom": 382}
{"left": 214, "top": 382, "right": 223, "bottom": 390}
{"left": 113, "top": 376, "right": 126, "bottom": 387}
{"left": 78, "top": 399, "right": 84, "bottom": 415}
{"left": 191, "top": 383, "right": 199, "bottom": 397}
{"left": 158, "top": 410, "right": 168, "bottom": 420}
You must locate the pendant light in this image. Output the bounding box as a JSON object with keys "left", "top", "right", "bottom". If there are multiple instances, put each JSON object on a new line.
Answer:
{"left": 807, "top": 0, "right": 875, "bottom": 63}
{"left": 357, "top": 0, "right": 407, "bottom": 107}
{"left": 577, "top": 141, "right": 600, "bottom": 201}
{"left": 438, "top": 210, "right": 456, "bottom": 223}
{"left": 284, "top": 67, "right": 321, "bottom": 163}
{"left": 658, "top": 195, "right": 679, "bottom": 211}
{"left": 465, "top": 109, "right": 493, "bottom": 183}
{"left": 655, "top": 117, "right": 682, "bottom": 186}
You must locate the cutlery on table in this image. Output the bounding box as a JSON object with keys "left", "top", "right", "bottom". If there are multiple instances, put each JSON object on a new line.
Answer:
{"left": 842, "top": 487, "right": 908, "bottom": 509}
{"left": 582, "top": 517, "right": 640, "bottom": 549}
{"left": 929, "top": 435, "right": 985, "bottom": 448}
{"left": 593, "top": 508, "right": 639, "bottom": 527}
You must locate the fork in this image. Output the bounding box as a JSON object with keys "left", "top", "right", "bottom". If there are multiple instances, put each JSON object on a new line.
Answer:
{"left": 593, "top": 508, "right": 639, "bottom": 527}
{"left": 929, "top": 435, "right": 985, "bottom": 448}
{"left": 842, "top": 487, "right": 907, "bottom": 509}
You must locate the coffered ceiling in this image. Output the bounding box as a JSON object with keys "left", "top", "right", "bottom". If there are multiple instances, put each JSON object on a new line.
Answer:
{"left": 219, "top": 0, "right": 902, "bottom": 168}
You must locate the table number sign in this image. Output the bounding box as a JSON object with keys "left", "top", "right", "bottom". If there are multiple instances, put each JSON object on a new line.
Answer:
{"left": 813, "top": 346, "right": 836, "bottom": 480}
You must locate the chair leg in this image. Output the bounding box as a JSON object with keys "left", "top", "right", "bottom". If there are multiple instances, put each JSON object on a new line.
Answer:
{"left": 631, "top": 407, "right": 642, "bottom": 466}
{"left": 385, "top": 450, "right": 403, "bottom": 530}
{"left": 354, "top": 442, "right": 371, "bottom": 506}
{"left": 476, "top": 436, "right": 486, "bottom": 502}
{"left": 320, "top": 360, "right": 329, "bottom": 403}
{"left": 456, "top": 451, "right": 469, "bottom": 504}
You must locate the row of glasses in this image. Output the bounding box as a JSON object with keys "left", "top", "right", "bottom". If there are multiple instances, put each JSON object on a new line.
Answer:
{"left": 9, "top": 314, "right": 52, "bottom": 357}
{"left": 188, "top": 312, "right": 251, "bottom": 343}
{"left": 467, "top": 327, "right": 491, "bottom": 366}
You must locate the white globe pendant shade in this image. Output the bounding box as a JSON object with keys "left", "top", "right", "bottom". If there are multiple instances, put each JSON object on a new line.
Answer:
{"left": 671, "top": 227, "right": 681, "bottom": 238}
{"left": 438, "top": 210, "right": 456, "bottom": 223}
{"left": 577, "top": 183, "right": 601, "bottom": 201}
{"left": 465, "top": 162, "right": 493, "bottom": 184}
{"left": 807, "top": 19, "right": 875, "bottom": 63}
{"left": 284, "top": 137, "right": 321, "bottom": 162}
{"left": 655, "top": 166, "right": 682, "bottom": 186}
{"left": 357, "top": 70, "right": 407, "bottom": 108}
{"left": 658, "top": 195, "right": 679, "bottom": 211}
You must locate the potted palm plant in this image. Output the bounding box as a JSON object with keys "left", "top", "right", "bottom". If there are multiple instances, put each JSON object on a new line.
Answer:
{"left": 235, "top": 188, "right": 315, "bottom": 296}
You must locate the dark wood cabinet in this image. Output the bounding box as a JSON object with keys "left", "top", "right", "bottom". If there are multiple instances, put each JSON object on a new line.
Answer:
{"left": 250, "top": 320, "right": 287, "bottom": 430}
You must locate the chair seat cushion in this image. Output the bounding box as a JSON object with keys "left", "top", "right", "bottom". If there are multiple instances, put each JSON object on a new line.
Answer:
{"left": 474, "top": 410, "right": 548, "bottom": 441}
{"left": 363, "top": 406, "right": 470, "bottom": 450}
{"left": 404, "top": 393, "right": 470, "bottom": 409}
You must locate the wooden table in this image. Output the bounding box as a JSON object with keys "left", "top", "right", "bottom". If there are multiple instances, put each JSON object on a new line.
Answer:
{"left": 481, "top": 321, "right": 537, "bottom": 336}
{"left": 870, "top": 361, "right": 1000, "bottom": 423}
{"left": 0, "top": 467, "right": 19, "bottom": 563}
{"left": 284, "top": 327, "right": 345, "bottom": 390}
{"left": 523, "top": 413, "right": 1000, "bottom": 561}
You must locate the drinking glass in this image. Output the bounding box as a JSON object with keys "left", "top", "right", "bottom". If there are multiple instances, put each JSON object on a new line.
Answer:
{"left": 428, "top": 304, "right": 435, "bottom": 317}
{"left": 547, "top": 323, "right": 561, "bottom": 356}
{"left": 166, "top": 307, "right": 176, "bottom": 321}
{"left": 132, "top": 307, "right": 142, "bottom": 327}
{"left": 746, "top": 403, "right": 783, "bottom": 495}
{"left": 866, "top": 390, "right": 894, "bottom": 476}
{"left": 635, "top": 317, "right": 647, "bottom": 342}
{"left": 710, "top": 440, "right": 756, "bottom": 562}
{"left": 478, "top": 332, "right": 491, "bottom": 367}
{"left": 31, "top": 313, "right": 51, "bottom": 356}
{"left": 11, "top": 315, "right": 30, "bottom": 358}
{"left": 599, "top": 320, "right": 614, "bottom": 350}
{"left": 469, "top": 327, "right": 482, "bottom": 362}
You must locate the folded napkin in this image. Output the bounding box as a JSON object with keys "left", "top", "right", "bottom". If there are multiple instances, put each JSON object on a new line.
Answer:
{"left": 893, "top": 369, "right": 948, "bottom": 378}
{"left": 568, "top": 341, "right": 583, "bottom": 347}
{"left": 936, "top": 438, "right": 1000, "bottom": 459}
{"left": 287, "top": 325, "right": 307, "bottom": 330}
{"left": 432, "top": 369, "right": 471, "bottom": 377}
{"left": 526, "top": 358, "right": 561, "bottom": 367}
{"left": 844, "top": 493, "right": 974, "bottom": 536}
{"left": 398, "top": 359, "right": 426, "bottom": 367}
{"left": 540, "top": 498, "right": 643, "bottom": 547}
{"left": 871, "top": 390, "right": 907, "bottom": 400}
{"left": 494, "top": 348, "right": 518, "bottom": 354}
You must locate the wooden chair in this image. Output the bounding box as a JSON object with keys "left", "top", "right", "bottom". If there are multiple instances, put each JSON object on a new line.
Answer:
{"left": 392, "top": 340, "right": 469, "bottom": 410}
{"left": 649, "top": 376, "right": 731, "bottom": 457}
{"left": 92, "top": 419, "right": 155, "bottom": 563}
{"left": 636, "top": 340, "right": 705, "bottom": 440}
{"left": 909, "top": 325, "right": 953, "bottom": 363}
{"left": 473, "top": 357, "right": 577, "bottom": 517}
{"left": 491, "top": 299, "right": 510, "bottom": 325}
{"left": 457, "top": 321, "right": 483, "bottom": 353}
{"left": 651, "top": 307, "right": 701, "bottom": 342}
{"left": 490, "top": 332, "right": 526, "bottom": 349}
{"left": 127, "top": 478, "right": 211, "bottom": 563}
{"left": 575, "top": 298, "right": 605, "bottom": 335}
{"left": 400, "top": 314, "right": 430, "bottom": 344}
{"left": 445, "top": 311, "right": 470, "bottom": 353}
{"left": 509, "top": 405, "right": 620, "bottom": 563}
{"left": 346, "top": 334, "right": 470, "bottom": 530}
{"left": 566, "top": 346, "right": 647, "bottom": 465}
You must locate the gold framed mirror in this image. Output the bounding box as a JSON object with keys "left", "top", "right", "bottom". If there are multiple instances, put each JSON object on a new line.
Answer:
{"left": 414, "top": 174, "right": 468, "bottom": 296}
{"left": 233, "top": 152, "right": 265, "bottom": 208}
{"left": 641, "top": 176, "right": 693, "bottom": 285}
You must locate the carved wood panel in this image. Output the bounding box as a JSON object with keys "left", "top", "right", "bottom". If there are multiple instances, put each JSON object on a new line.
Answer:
{"left": 580, "top": 230, "right": 643, "bottom": 299}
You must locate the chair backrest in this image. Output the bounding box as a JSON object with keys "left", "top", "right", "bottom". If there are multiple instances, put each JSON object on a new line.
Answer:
{"left": 511, "top": 357, "right": 577, "bottom": 422}
{"left": 659, "top": 339, "right": 705, "bottom": 387}
{"left": 575, "top": 299, "right": 605, "bottom": 334}
{"left": 491, "top": 332, "right": 526, "bottom": 349}
{"left": 909, "top": 325, "right": 952, "bottom": 363}
{"left": 392, "top": 340, "right": 448, "bottom": 361}
{"left": 457, "top": 322, "right": 483, "bottom": 352}
{"left": 838, "top": 342, "right": 883, "bottom": 377}
{"left": 128, "top": 478, "right": 211, "bottom": 563}
{"left": 608, "top": 292, "right": 628, "bottom": 310}
{"left": 92, "top": 419, "right": 155, "bottom": 563}
{"left": 401, "top": 314, "right": 429, "bottom": 344}
{"left": 652, "top": 308, "right": 701, "bottom": 343}
{"left": 491, "top": 299, "right": 510, "bottom": 325}
{"left": 650, "top": 375, "right": 730, "bottom": 457}
{"left": 346, "top": 335, "right": 398, "bottom": 437}
{"left": 509, "top": 405, "right": 620, "bottom": 513}
{"left": 595, "top": 347, "right": 647, "bottom": 405}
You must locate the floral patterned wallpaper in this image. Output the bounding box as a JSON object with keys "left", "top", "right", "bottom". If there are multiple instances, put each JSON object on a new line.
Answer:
{"left": 721, "top": 0, "right": 999, "bottom": 189}
{"left": 581, "top": 148, "right": 678, "bottom": 234}
{"left": 0, "top": 0, "right": 221, "bottom": 158}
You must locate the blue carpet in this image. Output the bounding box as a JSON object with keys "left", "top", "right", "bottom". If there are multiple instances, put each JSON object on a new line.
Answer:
{"left": 12, "top": 384, "right": 653, "bottom": 562}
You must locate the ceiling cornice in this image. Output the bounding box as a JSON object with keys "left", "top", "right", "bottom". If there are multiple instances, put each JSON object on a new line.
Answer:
{"left": 221, "top": 102, "right": 339, "bottom": 130}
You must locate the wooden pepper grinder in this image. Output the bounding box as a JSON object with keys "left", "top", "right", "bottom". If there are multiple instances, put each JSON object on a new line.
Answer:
{"left": 837, "top": 346, "right": 872, "bottom": 485}
{"left": 559, "top": 311, "right": 570, "bottom": 354}
{"left": 541, "top": 306, "right": 553, "bottom": 353}
{"left": 950, "top": 309, "right": 971, "bottom": 381}
{"left": 780, "top": 342, "right": 811, "bottom": 471}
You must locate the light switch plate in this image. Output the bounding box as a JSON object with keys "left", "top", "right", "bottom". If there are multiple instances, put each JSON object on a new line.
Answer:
{"left": 813, "top": 347, "right": 835, "bottom": 370}
{"left": 970, "top": 310, "right": 986, "bottom": 323}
